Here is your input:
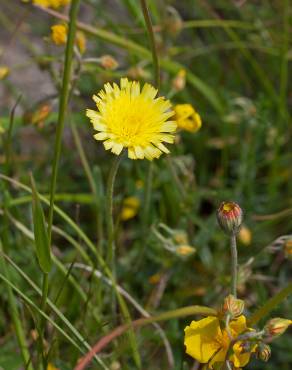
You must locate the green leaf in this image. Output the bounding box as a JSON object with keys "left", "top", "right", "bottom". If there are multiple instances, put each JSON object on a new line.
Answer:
{"left": 30, "top": 174, "right": 52, "bottom": 273}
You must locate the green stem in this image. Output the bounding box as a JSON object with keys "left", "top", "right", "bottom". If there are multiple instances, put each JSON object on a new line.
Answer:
{"left": 47, "top": 0, "right": 81, "bottom": 245}
{"left": 142, "top": 161, "right": 153, "bottom": 236}
{"left": 0, "top": 240, "right": 34, "bottom": 370}
{"left": 38, "top": 273, "right": 49, "bottom": 369}
{"left": 248, "top": 282, "right": 292, "bottom": 326}
{"left": 4, "top": 95, "right": 22, "bottom": 175}
{"left": 139, "top": 0, "right": 160, "bottom": 89}
{"left": 230, "top": 234, "right": 238, "bottom": 297}
{"left": 106, "top": 155, "right": 122, "bottom": 276}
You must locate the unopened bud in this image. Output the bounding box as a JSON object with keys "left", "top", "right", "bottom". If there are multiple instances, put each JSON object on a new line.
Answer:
{"left": 175, "top": 245, "right": 196, "bottom": 257}
{"left": 284, "top": 239, "right": 292, "bottom": 258}
{"left": 256, "top": 343, "right": 271, "bottom": 362}
{"left": 172, "top": 69, "right": 186, "bottom": 92}
{"left": 217, "top": 201, "right": 243, "bottom": 235}
{"left": 100, "top": 55, "right": 118, "bottom": 70}
{"left": 264, "top": 318, "right": 292, "bottom": 338}
{"left": 223, "top": 294, "right": 244, "bottom": 317}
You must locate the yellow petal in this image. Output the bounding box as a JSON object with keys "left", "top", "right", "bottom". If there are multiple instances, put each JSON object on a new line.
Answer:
{"left": 184, "top": 316, "right": 222, "bottom": 363}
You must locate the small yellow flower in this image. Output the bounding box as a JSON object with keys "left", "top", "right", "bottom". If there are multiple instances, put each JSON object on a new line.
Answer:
{"left": 47, "top": 364, "right": 59, "bottom": 370}
{"left": 120, "top": 196, "right": 140, "bottom": 221}
{"left": 86, "top": 78, "right": 177, "bottom": 160}
{"left": 184, "top": 315, "right": 256, "bottom": 368}
{"left": 238, "top": 225, "right": 252, "bottom": 246}
{"left": 33, "top": 0, "right": 70, "bottom": 8}
{"left": 51, "top": 24, "right": 67, "bottom": 45}
{"left": 174, "top": 103, "right": 202, "bottom": 133}
{"left": 0, "top": 66, "right": 10, "bottom": 80}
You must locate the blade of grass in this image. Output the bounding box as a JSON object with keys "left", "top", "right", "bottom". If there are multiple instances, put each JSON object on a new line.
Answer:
{"left": 47, "top": 0, "right": 81, "bottom": 245}
{"left": 0, "top": 270, "right": 107, "bottom": 369}
{"left": 0, "top": 239, "right": 34, "bottom": 370}
{"left": 1, "top": 253, "right": 108, "bottom": 370}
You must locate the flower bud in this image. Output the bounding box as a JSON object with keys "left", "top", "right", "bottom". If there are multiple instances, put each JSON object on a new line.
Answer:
{"left": 256, "top": 343, "right": 271, "bottom": 362}
{"left": 284, "top": 239, "right": 292, "bottom": 258}
{"left": 264, "top": 318, "right": 292, "bottom": 338}
{"left": 99, "top": 55, "right": 119, "bottom": 70}
{"left": 175, "top": 245, "right": 196, "bottom": 257}
{"left": 217, "top": 201, "right": 243, "bottom": 235}
{"left": 172, "top": 69, "right": 186, "bottom": 92}
{"left": 223, "top": 294, "right": 245, "bottom": 318}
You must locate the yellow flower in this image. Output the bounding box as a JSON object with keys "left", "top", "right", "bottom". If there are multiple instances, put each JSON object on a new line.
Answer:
{"left": 174, "top": 103, "right": 202, "bottom": 133}
{"left": 47, "top": 364, "right": 59, "bottom": 370}
{"left": 184, "top": 315, "right": 255, "bottom": 368}
{"left": 51, "top": 24, "right": 67, "bottom": 45}
{"left": 0, "top": 66, "right": 10, "bottom": 80}
{"left": 86, "top": 78, "right": 176, "bottom": 160}
{"left": 120, "top": 196, "right": 140, "bottom": 221}
{"left": 33, "top": 0, "right": 70, "bottom": 8}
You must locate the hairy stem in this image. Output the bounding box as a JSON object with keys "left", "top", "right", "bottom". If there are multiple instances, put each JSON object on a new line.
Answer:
{"left": 230, "top": 234, "right": 238, "bottom": 297}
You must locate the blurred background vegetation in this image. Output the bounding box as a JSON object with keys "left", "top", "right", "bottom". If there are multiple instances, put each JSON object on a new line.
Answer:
{"left": 0, "top": 0, "right": 291, "bottom": 369}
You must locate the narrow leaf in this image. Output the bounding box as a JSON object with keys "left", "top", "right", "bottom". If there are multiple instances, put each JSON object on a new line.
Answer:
{"left": 30, "top": 174, "right": 52, "bottom": 273}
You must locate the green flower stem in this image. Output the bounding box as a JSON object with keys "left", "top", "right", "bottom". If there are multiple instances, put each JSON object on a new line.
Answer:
{"left": 248, "top": 282, "right": 292, "bottom": 326}
{"left": 139, "top": 0, "right": 160, "bottom": 89}
{"left": 38, "top": 273, "right": 49, "bottom": 369}
{"left": 47, "top": 0, "right": 81, "bottom": 244}
{"left": 230, "top": 234, "right": 238, "bottom": 297}
{"left": 106, "top": 155, "right": 122, "bottom": 277}
{"left": 0, "top": 240, "right": 34, "bottom": 370}
{"left": 142, "top": 161, "right": 153, "bottom": 237}
{"left": 41, "top": 1, "right": 80, "bottom": 367}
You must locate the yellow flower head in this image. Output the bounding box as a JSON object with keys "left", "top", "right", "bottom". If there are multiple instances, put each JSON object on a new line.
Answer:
{"left": 174, "top": 103, "right": 202, "bottom": 133}
{"left": 33, "top": 0, "right": 70, "bottom": 8}
{"left": 86, "top": 78, "right": 177, "bottom": 160}
{"left": 120, "top": 196, "right": 140, "bottom": 221}
{"left": 0, "top": 66, "right": 10, "bottom": 80}
{"left": 184, "top": 315, "right": 256, "bottom": 368}
{"left": 51, "top": 24, "right": 67, "bottom": 45}
{"left": 47, "top": 364, "right": 59, "bottom": 370}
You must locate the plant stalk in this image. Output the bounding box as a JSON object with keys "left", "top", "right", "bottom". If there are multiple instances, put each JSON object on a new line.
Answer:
{"left": 230, "top": 233, "right": 238, "bottom": 297}
{"left": 106, "top": 155, "right": 122, "bottom": 277}
{"left": 47, "top": 0, "right": 81, "bottom": 244}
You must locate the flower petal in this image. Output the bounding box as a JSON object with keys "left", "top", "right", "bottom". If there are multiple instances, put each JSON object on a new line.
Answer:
{"left": 184, "top": 316, "right": 222, "bottom": 363}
